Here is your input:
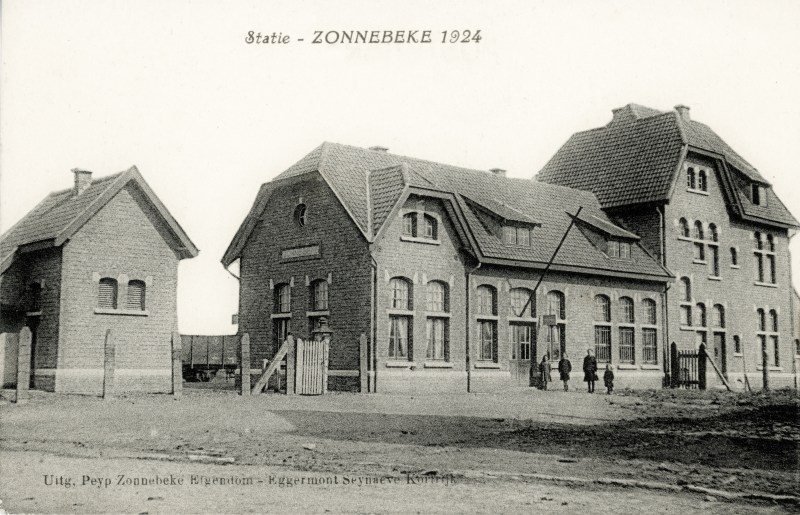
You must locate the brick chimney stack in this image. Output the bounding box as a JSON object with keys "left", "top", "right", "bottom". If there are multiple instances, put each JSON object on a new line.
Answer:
{"left": 490, "top": 168, "right": 507, "bottom": 178}
{"left": 674, "top": 105, "right": 691, "bottom": 121}
{"left": 72, "top": 168, "right": 92, "bottom": 196}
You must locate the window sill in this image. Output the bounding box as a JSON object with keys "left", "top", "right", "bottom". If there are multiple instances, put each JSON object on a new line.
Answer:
{"left": 386, "top": 360, "right": 415, "bottom": 368}
{"left": 754, "top": 282, "right": 778, "bottom": 288}
{"left": 424, "top": 361, "right": 454, "bottom": 369}
{"left": 25, "top": 311, "right": 42, "bottom": 317}
{"left": 473, "top": 362, "right": 501, "bottom": 369}
{"left": 425, "top": 312, "right": 451, "bottom": 318}
{"left": 730, "top": 265, "right": 740, "bottom": 269}
{"left": 686, "top": 188, "right": 709, "bottom": 196}
{"left": 94, "top": 308, "right": 149, "bottom": 316}
{"left": 679, "top": 326, "right": 696, "bottom": 332}
{"left": 617, "top": 363, "right": 637, "bottom": 370}
{"left": 507, "top": 316, "right": 536, "bottom": 323}
{"left": 386, "top": 308, "right": 414, "bottom": 316}
{"left": 708, "top": 276, "right": 722, "bottom": 281}
{"left": 475, "top": 315, "right": 499, "bottom": 321}
{"left": 400, "top": 235, "right": 441, "bottom": 245}
{"left": 677, "top": 236, "right": 693, "bottom": 242}
{"left": 641, "top": 364, "right": 660, "bottom": 370}
{"left": 755, "top": 366, "right": 783, "bottom": 372}
{"left": 306, "top": 310, "right": 330, "bottom": 317}
{"left": 693, "top": 259, "right": 707, "bottom": 265}
{"left": 270, "top": 313, "right": 292, "bottom": 319}
{"left": 733, "top": 353, "right": 743, "bottom": 357}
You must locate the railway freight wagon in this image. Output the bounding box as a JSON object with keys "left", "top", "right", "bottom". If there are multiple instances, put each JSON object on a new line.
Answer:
{"left": 181, "top": 335, "right": 238, "bottom": 382}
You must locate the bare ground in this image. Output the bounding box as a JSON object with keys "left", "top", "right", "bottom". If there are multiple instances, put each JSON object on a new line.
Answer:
{"left": 0, "top": 387, "right": 798, "bottom": 513}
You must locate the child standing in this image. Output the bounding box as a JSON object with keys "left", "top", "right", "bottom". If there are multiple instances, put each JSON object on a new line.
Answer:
{"left": 603, "top": 364, "right": 614, "bottom": 394}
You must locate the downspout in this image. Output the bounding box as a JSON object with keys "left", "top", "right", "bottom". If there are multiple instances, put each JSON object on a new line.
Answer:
{"left": 465, "top": 260, "right": 481, "bottom": 393}
{"left": 370, "top": 254, "right": 378, "bottom": 393}
{"left": 657, "top": 205, "right": 670, "bottom": 384}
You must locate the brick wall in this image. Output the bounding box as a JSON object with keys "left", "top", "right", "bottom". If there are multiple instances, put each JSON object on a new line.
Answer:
{"left": 58, "top": 183, "right": 180, "bottom": 394}
{"left": 238, "top": 173, "right": 372, "bottom": 391}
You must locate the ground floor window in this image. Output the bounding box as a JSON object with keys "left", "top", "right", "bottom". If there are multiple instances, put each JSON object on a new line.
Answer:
{"left": 477, "top": 320, "right": 497, "bottom": 362}
{"left": 680, "top": 305, "right": 691, "bottom": 326}
{"left": 275, "top": 318, "right": 291, "bottom": 344}
{"left": 510, "top": 323, "right": 534, "bottom": 360}
{"left": 771, "top": 335, "right": 779, "bottom": 367}
{"left": 642, "top": 328, "right": 657, "bottom": 364}
{"left": 426, "top": 318, "right": 448, "bottom": 360}
{"left": 389, "top": 316, "right": 411, "bottom": 359}
{"left": 545, "top": 324, "right": 565, "bottom": 361}
{"left": 594, "top": 325, "right": 611, "bottom": 363}
{"left": 619, "top": 327, "right": 634, "bottom": 364}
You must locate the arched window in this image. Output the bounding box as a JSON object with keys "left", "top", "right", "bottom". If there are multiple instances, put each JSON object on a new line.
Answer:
{"left": 679, "top": 218, "right": 690, "bottom": 238}
{"left": 547, "top": 290, "right": 565, "bottom": 320}
{"left": 757, "top": 308, "right": 765, "bottom": 331}
{"left": 712, "top": 304, "right": 725, "bottom": 328}
{"left": 594, "top": 295, "right": 610, "bottom": 322}
{"left": 769, "top": 310, "right": 778, "bottom": 332}
{"left": 476, "top": 285, "right": 496, "bottom": 315}
{"left": 693, "top": 221, "right": 704, "bottom": 240}
{"left": 642, "top": 299, "right": 657, "bottom": 325}
{"left": 734, "top": 335, "right": 741, "bottom": 354}
{"left": 709, "top": 224, "right": 718, "bottom": 242}
{"left": 509, "top": 288, "right": 534, "bottom": 317}
{"left": 402, "top": 213, "right": 417, "bottom": 237}
{"left": 696, "top": 303, "right": 707, "bottom": 327}
{"left": 311, "top": 280, "right": 329, "bottom": 311}
{"left": 698, "top": 170, "right": 707, "bottom": 191}
{"left": 275, "top": 283, "right": 291, "bottom": 313}
{"left": 730, "top": 247, "right": 738, "bottom": 266}
{"left": 98, "top": 278, "right": 118, "bottom": 309}
{"left": 294, "top": 204, "right": 307, "bottom": 227}
{"left": 687, "top": 168, "right": 696, "bottom": 189}
{"left": 426, "top": 281, "right": 447, "bottom": 312}
{"left": 755, "top": 232, "right": 762, "bottom": 250}
{"left": 680, "top": 277, "right": 691, "bottom": 302}
{"left": 127, "top": 280, "right": 146, "bottom": 310}
{"left": 767, "top": 234, "right": 775, "bottom": 252}
{"left": 619, "top": 297, "right": 634, "bottom": 323}
{"left": 422, "top": 214, "right": 437, "bottom": 240}
{"left": 389, "top": 278, "right": 411, "bottom": 310}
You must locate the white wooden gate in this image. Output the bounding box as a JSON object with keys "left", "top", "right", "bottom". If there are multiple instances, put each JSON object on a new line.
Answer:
{"left": 295, "top": 339, "right": 329, "bottom": 395}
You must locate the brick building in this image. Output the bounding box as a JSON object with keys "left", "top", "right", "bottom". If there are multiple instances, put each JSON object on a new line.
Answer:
{"left": 538, "top": 104, "right": 799, "bottom": 388}
{"left": 1, "top": 167, "right": 198, "bottom": 394}
{"left": 223, "top": 142, "right": 674, "bottom": 393}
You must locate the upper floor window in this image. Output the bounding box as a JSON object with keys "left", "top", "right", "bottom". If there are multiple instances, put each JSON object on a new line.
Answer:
{"left": 509, "top": 288, "right": 535, "bottom": 317}
{"left": 693, "top": 221, "right": 704, "bottom": 240}
{"left": 426, "top": 281, "right": 447, "bottom": 312}
{"left": 708, "top": 224, "right": 718, "bottom": 242}
{"left": 679, "top": 218, "right": 690, "bottom": 238}
{"left": 697, "top": 170, "right": 707, "bottom": 191}
{"left": 696, "top": 303, "right": 707, "bottom": 327}
{"left": 619, "top": 297, "right": 634, "bottom": 323}
{"left": 767, "top": 234, "right": 775, "bottom": 252}
{"left": 594, "top": 295, "right": 611, "bottom": 322}
{"left": 769, "top": 309, "right": 778, "bottom": 332}
{"left": 98, "top": 278, "right": 118, "bottom": 309}
{"left": 757, "top": 308, "right": 766, "bottom": 332}
{"left": 294, "top": 204, "right": 307, "bottom": 227}
{"left": 503, "top": 226, "right": 531, "bottom": 246}
{"left": 403, "top": 213, "right": 417, "bottom": 237}
{"left": 390, "top": 278, "right": 411, "bottom": 310}
{"left": 126, "top": 280, "right": 146, "bottom": 311}
{"left": 403, "top": 212, "right": 438, "bottom": 241}
{"left": 423, "top": 215, "right": 437, "bottom": 240}
{"left": 712, "top": 304, "right": 725, "bottom": 328}
{"left": 607, "top": 240, "right": 631, "bottom": 259}
{"left": 642, "top": 299, "right": 657, "bottom": 325}
{"left": 275, "top": 283, "right": 291, "bottom": 313}
{"left": 547, "top": 290, "right": 566, "bottom": 320}
{"left": 679, "top": 277, "right": 691, "bottom": 302}
{"left": 311, "top": 280, "right": 329, "bottom": 311}
{"left": 476, "top": 285, "right": 496, "bottom": 315}
{"left": 754, "top": 232, "right": 777, "bottom": 284}
{"left": 730, "top": 247, "right": 738, "bottom": 266}
{"left": 751, "top": 184, "right": 766, "bottom": 206}
{"left": 687, "top": 168, "right": 696, "bottom": 189}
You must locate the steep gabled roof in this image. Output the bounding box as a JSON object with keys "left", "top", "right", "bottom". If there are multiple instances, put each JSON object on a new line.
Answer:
{"left": 537, "top": 103, "right": 799, "bottom": 228}
{"left": 1, "top": 166, "right": 198, "bottom": 273}
{"left": 223, "top": 143, "right": 671, "bottom": 281}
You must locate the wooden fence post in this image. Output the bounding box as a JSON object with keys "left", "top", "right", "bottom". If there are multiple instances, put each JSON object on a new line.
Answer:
{"left": 286, "top": 335, "right": 295, "bottom": 395}
{"left": 171, "top": 331, "right": 182, "bottom": 398}
{"left": 103, "top": 329, "right": 114, "bottom": 400}
{"left": 322, "top": 337, "right": 330, "bottom": 394}
{"left": 15, "top": 328, "right": 32, "bottom": 404}
{"left": 669, "top": 342, "right": 679, "bottom": 388}
{"left": 698, "top": 344, "right": 707, "bottom": 390}
{"left": 240, "top": 333, "right": 250, "bottom": 396}
{"left": 359, "top": 333, "right": 368, "bottom": 393}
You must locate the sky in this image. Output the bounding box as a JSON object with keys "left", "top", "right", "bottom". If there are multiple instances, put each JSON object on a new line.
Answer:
{"left": 2, "top": 0, "right": 799, "bottom": 334}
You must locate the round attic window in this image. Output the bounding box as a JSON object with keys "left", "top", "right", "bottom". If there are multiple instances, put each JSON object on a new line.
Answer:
{"left": 294, "top": 204, "right": 307, "bottom": 227}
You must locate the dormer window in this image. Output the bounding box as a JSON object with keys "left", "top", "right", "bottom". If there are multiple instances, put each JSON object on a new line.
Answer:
{"left": 401, "top": 211, "right": 440, "bottom": 243}
{"left": 403, "top": 213, "right": 417, "bottom": 236}
{"left": 751, "top": 184, "right": 766, "bottom": 206}
{"left": 423, "top": 214, "right": 437, "bottom": 239}
{"left": 503, "top": 226, "right": 531, "bottom": 246}
{"left": 687, "top": 168, "right": 696, "bottom": 189}
{"left": 607, "top": 239, "right": 631, "bottom": 259}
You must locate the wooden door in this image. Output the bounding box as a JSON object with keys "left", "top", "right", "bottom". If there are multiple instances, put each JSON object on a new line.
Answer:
{"left": 509, "top": 323, "right": 535, "bottom": 385}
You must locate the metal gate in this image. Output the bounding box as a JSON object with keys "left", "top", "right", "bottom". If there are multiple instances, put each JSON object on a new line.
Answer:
{"left": 295, "top": 339, "right": 329, "bottom": 395}
{"left": 670, "top": 342, "right": 707, "bottom": 389}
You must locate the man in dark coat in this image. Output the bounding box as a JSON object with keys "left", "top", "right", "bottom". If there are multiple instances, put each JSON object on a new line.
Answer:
{"left": 539, "top": 355, "right": 552, "bottom": 390}
{"left": 583, "top": 349, "right": 598, "bottom": 393}
{"left": 558, "top": 353, "right": 572, "bottom": 391}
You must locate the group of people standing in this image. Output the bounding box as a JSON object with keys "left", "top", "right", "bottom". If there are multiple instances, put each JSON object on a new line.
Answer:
{"left": 538, "top": 349, "right": 614, "bottom": 394}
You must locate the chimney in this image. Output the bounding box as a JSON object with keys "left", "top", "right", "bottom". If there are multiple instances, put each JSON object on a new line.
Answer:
{"left": 674, "top": 104, "right": 691, "bottom": 121}
{"left": 368, "top": 146, "right": 389, "bottom": 153}
{"left": 490, "top": 168, "right": 507, "bottom": 178}
{"left": 72, "top": 168, "right": 92, "bottom": 196}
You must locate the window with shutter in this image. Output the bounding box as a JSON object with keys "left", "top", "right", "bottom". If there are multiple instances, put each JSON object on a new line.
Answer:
{"left": 127, "top": 280, "right": 146, "bottom": 310}
{"left": 98, "top": 278, "right": 118, "bottom": 309}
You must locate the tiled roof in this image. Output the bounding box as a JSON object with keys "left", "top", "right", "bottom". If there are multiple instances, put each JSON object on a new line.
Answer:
{"left": 1, "top": 168, "right": 198, "bottom": 272}
{"left": 538, "top": 104, "right": 798, "bottom": 227}
{"left": 258, "top": 142, "right": 671, "bottom": 279}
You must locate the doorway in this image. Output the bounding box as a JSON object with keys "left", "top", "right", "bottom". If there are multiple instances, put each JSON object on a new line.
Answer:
{"left": 509, "top": 323, "right": 535, "bottom": 385}
{"left": 712, "top": 332, "right": 726, "bottom": 379}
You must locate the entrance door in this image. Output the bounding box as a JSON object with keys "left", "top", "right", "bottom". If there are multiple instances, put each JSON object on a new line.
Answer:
{"left": 27, "top": 317, "right": 40, "bottom": 388}
{"left": 712, "top": 332, "right": 726, "bottom": 379}
{"left": 509, "top": 323, "right": 535, "bottom": 385}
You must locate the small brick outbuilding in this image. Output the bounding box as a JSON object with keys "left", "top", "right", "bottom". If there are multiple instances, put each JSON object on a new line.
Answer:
{"left": 0, "top": 167, "right": 198, "bottom": 394}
